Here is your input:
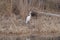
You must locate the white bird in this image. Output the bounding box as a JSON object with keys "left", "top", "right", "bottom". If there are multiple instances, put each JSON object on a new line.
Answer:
{"left": 26, "top": 38, "right": 30, "bottom": 40}
{"left": 25, "top": 11, "right": 32, "bottom": 24}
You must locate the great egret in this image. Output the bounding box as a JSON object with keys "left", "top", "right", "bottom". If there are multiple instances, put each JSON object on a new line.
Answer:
{"left": 25, "top": 11, "right": 32, "bottom": 24}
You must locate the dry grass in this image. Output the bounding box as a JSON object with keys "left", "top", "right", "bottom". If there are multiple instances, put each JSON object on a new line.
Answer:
{"left": 0, "top": 11, "right": 60, "bottom": 36}
{"left": 0, "top": 0, "right": 60, "bottom": 37}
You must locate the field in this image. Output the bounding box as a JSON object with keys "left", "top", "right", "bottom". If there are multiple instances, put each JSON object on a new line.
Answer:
{"left": 0, "top": 0, "right": 60, "bottom": 40}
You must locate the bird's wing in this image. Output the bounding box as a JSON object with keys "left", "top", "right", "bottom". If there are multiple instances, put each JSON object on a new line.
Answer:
{"left": 26, "top": 16, "right": 31, "bottom": 23}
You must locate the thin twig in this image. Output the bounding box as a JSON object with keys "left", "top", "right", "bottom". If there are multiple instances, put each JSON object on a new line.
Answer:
{"left": 10, "top": 17, "right": 17, "bottom": 28}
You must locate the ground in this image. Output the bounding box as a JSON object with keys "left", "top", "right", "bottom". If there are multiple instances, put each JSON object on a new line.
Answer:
{"left": 0, "top": 0, "right": 60, "bottom": 40}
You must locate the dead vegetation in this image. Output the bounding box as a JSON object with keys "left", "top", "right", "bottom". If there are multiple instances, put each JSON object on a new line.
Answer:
{"left": 0, "top": 0, "right": 60, "bottom": 37}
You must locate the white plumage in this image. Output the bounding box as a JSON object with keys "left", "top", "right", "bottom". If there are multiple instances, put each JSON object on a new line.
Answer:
{"left": 25, "top": 11, "right": 32, "bottom": 24}
{"left": 26, "top": 38, "right": 30, "bottom": 40}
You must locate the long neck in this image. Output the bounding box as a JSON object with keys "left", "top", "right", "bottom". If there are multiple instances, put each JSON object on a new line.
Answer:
{"left": 29, "top": 13, "right": 31, "bottom": 16}
{"left": 29, "top": 11, "right": 31, "bottom": 16}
